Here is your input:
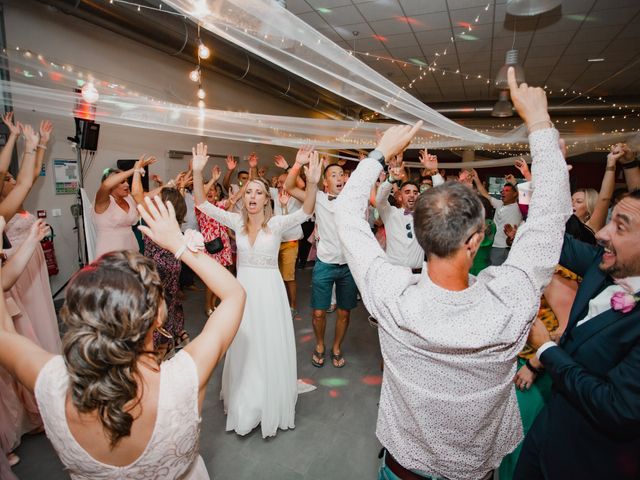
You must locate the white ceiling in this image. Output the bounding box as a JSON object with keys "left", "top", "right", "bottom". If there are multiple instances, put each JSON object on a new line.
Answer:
{"left": 286, "top": 0, "right": 640, "bottom": 103}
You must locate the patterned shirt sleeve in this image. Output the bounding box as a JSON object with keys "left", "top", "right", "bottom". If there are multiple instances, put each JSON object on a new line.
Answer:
{"left": 335, "top": 158, "right": 413, "bottom": 326}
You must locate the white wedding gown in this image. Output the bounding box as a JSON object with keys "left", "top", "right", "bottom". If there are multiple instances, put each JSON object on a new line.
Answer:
{"left": 197, "top": 201, "right": 309, "bottom": 438}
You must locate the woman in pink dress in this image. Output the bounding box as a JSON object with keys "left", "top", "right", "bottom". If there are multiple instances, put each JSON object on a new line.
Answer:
{"left": 1, "top": 220, "right": 51, "bottom": 472}
{"left": 195, "top": 166, "right": 234, "bottom": 315}
{"left": 93, "top": 156, "right": 156, "bottom": 258}
{"left": 0, "top": 199, "right": 246, "bottom": 479}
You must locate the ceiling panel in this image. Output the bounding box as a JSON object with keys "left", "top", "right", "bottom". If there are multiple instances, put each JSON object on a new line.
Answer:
{"left": 318, "top": 5, "right": 365, "bottom": 26}
{"left": 398, "top": 0, "right": 448, "bottom": 16}
{"left": 286, "top": 0, "right": 640, "bottom": 102}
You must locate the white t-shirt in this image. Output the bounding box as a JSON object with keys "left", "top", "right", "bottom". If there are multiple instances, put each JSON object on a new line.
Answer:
{"left": 375, "top": 180, "right": 424, "bottom": 269}
{"left": 270, "top": 187, "right": 303, "bottom": 242}
{"left": 315, "top": 191, "right": 345, "bottom": 264}
{"left": 489, "top": 197, "right": 522, "bottom": 248}
{"left": 228, "top": 183, "right": 243, "bottom": 213}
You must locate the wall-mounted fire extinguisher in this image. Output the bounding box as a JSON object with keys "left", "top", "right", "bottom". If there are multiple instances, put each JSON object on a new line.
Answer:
{"left": 41, "top": 224, "right": 59, "bottom": 276}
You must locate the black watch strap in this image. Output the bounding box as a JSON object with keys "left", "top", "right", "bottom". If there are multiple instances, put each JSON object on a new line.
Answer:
{"left": 525, "top": 358, "right": 544, "bottom": 375}
{"left": 622, "top": 159, "right": 640, "bottom": 169}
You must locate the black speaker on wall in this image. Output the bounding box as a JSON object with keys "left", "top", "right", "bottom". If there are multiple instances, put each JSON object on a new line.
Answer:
{"left": 117, "top": 159, "right": 149, "bottom": 191}
{"left": 80, "top": 121, "right": 100, "bottom": 151}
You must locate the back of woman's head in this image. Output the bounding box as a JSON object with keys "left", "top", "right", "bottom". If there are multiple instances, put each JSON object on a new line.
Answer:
{"left": 60, "top": 250, "right": 165, "bottom": 446}
{"left": 160, "top": 187, "right": 187, "bottom": 225}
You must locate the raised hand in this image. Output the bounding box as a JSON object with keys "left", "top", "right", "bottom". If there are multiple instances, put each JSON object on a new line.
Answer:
{"left": 375, "top": 121, "right": 423, "bottom": 162}
{"left": 138, "top": 196, "right": 184, "bottom": 254}
{"left": 419, "top": 149, "right": 438, "bottom": 173}
{"left": 211, "top": 165, "right": 221, "bottom": 183}
{"left": 459, "top": 170, "right": 473, "bottom": 186}
{"left": 507, "top": 66, "right": 549, "bottom": 129}
{"left": 39, "top": 120, "right": 53, "bottom": 145}
{"left": 614, "top": 143, "right": 635, "bottom": 164}
{"left": 21, "top": 124, "right": 39, "bottom": 151}
{"left": 134, "top": 154, "right": 157, "bottom": 172}
{"left": 274, "top": 155, "right": 288, "bottom": 170}
{"left": 191, "top": 142, "right": 209, "bottom": 172}
{"left": 225, "top": 154, "right": 237, "bottom": 171}
{"left": 295, "top": 145, "right": 314, "bottom": 166}
{"left": 303, "top": 149, "right": 322, "bottom": 185}
{"left": 151, "top": 174, "right": 164, "bottom": 186}
{"left": 258, "top": 166, "right": 267, "bottom": 178}
{"left": 247, "top": 152, "right": 259, "bottom": 169}
{"left": 504, "top": 173, "right": 516, "bottom": 185}
{"left": 2, "top": 112, "right": 21, "bottom": 136}
{"left": 278, "top": 190, "right": 290, "bottom": 206}
{"left": 358, "top": 152, "right": 366, "bottom": 161}
{"left": 470, "top": 168, "right": 480, "bottom": 183}
{"left": 514, "top": 157, "right": 531, "bottom": 180}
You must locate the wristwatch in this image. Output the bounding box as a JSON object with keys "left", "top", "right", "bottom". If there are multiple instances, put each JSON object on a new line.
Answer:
{"left": 369, "top": 149, "right": 386, "bottom": 166}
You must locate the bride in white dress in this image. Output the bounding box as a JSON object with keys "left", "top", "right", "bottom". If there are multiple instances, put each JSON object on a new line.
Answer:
{"left": 192, "top": 143, "right": 321, "bottom": 438}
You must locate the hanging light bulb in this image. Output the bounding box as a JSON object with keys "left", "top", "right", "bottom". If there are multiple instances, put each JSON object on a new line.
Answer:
{"left": 189, "top": 67, "right": 201, "bottom": 82}
{"left": 491, "top": 90, "right": 514, "bottom": 117}
{"left": 197, "top": 88, "right": 206, "bottom": 99}
{"left": 494, "top": 50, "right": 525, "bottom": 89}
{"left": 81, "top": 82, "right": 99, "bottom": 103}
{"left": 198, "top": 42, "right": 210, "bottom": 59}
{"left": 198, "top": 100, "right": 205, "bottom": 109}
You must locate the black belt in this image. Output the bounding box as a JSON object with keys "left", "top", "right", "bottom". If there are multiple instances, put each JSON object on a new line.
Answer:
{"left": 412, "top": 268, "right": 423, "bottom": 274}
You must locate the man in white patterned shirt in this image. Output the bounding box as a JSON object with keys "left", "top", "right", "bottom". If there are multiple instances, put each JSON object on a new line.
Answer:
{"left": 335, "top": 68, "right": 571, "bottom": 480}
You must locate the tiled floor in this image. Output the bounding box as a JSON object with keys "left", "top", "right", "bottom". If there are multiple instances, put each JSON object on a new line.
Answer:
{"left": 12, "top": 268, "right": 384, "bottom": 479}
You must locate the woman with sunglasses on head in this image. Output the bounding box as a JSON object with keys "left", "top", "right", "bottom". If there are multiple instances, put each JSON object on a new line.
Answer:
{"left": 0, "top": 196, "right": 245, "bottom": 479}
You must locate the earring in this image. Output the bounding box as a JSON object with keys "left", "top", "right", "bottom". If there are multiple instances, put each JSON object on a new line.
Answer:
{"left": 155, "top": 326, "right": 173, "bottom": 339}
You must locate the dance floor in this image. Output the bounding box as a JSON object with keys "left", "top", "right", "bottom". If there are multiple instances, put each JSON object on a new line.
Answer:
{"left": 13, "top": 267, "right": 383, "bottom": 479}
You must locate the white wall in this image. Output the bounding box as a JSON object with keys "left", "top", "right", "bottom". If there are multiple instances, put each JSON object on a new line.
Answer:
{"left": 4, "top": 0, "right": 318, "bottom": 294}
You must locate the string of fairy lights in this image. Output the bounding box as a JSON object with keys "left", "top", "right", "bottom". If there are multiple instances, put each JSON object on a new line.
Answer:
{"left": 8, "top": 0, "right": 638, "bottom": 155}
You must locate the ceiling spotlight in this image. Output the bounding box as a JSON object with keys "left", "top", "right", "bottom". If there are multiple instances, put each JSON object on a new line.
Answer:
{"left": 197, "top": 88, "right": 206, "bottom": 99}
{"left": 587, "top": 58, "right": 605, "bottom": 62}
{"left": 198, "top": 42, "right": 210, "bottom": 59}
{"left": 494, "top": 49, "right": 525, "bottom": 89}
{"left": 506, "top": 0, "right": 561, "bottom": 16}
{"left": 189, "top": 67, "right": 201, "bottom": 82}
{"left": 81, "top": 82, "right": 99, "bottom": 104}
{"left": 492, "top": 90, "right": 514, "bottom": 117}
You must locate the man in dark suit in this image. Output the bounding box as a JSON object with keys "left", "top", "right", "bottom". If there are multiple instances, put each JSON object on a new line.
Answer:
{"left": 515, "top": 189, "right": 640, "bottom": 479}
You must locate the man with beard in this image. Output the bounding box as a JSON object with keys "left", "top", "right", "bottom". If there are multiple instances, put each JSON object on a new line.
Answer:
{"left": 374, "top": 150, "right": 443, "bottom": 272}
{"left": 517, "top": 189, "right": 640, "bottom": 479}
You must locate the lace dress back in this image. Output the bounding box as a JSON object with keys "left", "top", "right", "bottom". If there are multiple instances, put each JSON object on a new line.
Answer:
{"left": 34, "top": 351, "right": 209, "bottom": 479}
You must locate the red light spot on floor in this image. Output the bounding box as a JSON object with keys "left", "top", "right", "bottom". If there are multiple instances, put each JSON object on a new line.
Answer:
{"left": 299, "top": 377, "right": 315, "bottom": 385}
{"left": 329, "top": 389, "right": 340, "bottom": 398}
{"left": 299, "top": 334, "right": 314, "bottom": 344}
{"left": 362, "top": 375, "right": 383, "bottom": 386}
{"left": 457, "top": 21, "right": 472, "bottom": 28}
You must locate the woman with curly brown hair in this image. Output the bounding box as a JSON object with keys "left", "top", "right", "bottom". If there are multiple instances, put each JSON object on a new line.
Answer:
{"left": 0, "top": 196, "right": 245, "bottom": 479}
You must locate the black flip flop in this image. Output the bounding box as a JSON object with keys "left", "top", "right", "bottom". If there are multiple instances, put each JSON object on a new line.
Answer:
{"left": 311, "top": 349, "right": 325, "bottom": 368}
